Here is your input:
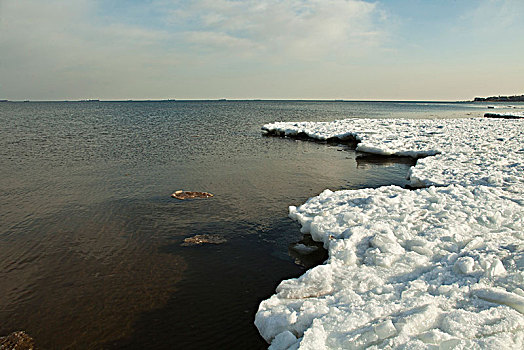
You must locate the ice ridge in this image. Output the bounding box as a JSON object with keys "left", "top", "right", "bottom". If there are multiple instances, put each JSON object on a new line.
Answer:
{"left": 256, "top": 118, "right": 524, "bottom": 349}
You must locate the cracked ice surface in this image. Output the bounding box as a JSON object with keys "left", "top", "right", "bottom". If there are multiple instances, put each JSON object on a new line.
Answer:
{"left": 256, "top": 118, "right": 524, "bottom": 349}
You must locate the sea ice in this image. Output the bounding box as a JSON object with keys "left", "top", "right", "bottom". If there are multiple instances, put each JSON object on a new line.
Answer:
{"left": 291, "top": 243, "right": 319, "bottom": 255}
{"left": 256, "top": 118, "right": 524, "bottom": 349}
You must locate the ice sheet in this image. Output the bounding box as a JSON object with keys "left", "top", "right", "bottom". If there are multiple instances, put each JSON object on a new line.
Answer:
{"left": 257, "top": 118, "right": 524, "bottom": 349}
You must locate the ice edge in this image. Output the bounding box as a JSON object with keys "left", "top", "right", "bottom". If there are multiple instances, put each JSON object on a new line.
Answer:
{"left": 256, "top": 118, "right": 524, "bottom": 350}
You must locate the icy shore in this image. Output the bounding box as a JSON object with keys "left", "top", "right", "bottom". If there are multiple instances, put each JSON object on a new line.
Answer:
{"left": 256, "top": 118, "right": 524, "bottom": 349}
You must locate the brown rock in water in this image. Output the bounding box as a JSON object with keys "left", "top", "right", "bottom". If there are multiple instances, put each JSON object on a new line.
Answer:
{"left": 0, "top": 331, "right": 35, "bottom": 350}
{"left": 181, "top": 234, "right": 227, "bottom": 246}
{"left": 171, "top": 190, "right": 214, "bottom": 200}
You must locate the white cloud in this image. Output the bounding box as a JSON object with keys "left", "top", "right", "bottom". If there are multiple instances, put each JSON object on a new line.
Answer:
{"left": 166, "top": 0, "right": 386, "bottom": 60}
{"left": 0, "top": 0, "right": 389, "bottom": 99}
{"left": 184, "top": 31, "right": 261, "bottom": 51}
{"left": 0, "top": 0, "right": 181, "bottom": 99}
{"left": 459, "top": 0, "right": 524, "bottom": 35}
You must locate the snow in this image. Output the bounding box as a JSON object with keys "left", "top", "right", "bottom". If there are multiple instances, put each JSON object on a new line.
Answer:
{"left": 256, "top": 118, "right": 524, "bottom": 349}
{"left": 291, "top": 243, "right": 319, "bottom": 254}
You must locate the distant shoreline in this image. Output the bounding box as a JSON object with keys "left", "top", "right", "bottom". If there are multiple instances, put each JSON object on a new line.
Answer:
{"left": 473, "top": 94, "right": 524, "bottom": 102}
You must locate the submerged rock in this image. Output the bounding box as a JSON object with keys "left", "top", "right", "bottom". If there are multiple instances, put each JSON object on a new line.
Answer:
{"left": 181, "top": 234, "right": 227, "bottom": 246}
{"left": 171, "top": 190, "right": 214, "bottom": 200}
{"left": 0, "top": 331, "right": 35, "bottom": 350}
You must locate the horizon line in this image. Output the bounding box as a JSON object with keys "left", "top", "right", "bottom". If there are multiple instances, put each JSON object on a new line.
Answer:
{"left": 1, "top": 98, "right": 487, "bottom": 103}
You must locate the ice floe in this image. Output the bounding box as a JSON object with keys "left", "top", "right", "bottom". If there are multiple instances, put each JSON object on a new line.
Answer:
{"left": 256, "top": 118, "right": 524, "bottom": 349}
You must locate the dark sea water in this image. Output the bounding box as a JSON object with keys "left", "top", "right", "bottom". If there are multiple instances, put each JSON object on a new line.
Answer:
{"left": 0, "top": 101, "right": 491, "bottom": 349}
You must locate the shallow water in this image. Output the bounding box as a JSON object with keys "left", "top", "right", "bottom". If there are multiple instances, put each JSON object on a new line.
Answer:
{"left": 0, "top": 101, "right": 501, "bottom": 348}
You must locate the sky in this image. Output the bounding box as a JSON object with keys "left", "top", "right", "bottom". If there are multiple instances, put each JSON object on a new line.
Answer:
{"left": 1, "top": 0, "right": 523, "bottom": 101}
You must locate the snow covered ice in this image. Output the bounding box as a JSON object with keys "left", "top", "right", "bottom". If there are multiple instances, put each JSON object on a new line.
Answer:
{"left": 256, "top": 118, "right": 524, "bottom": 349}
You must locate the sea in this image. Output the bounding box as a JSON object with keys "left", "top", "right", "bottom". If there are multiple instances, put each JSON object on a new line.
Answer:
{"left": 0, "top": 100, "right": 502, "bottom": 349}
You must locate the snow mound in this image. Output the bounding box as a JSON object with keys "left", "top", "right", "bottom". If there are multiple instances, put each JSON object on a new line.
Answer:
{"left": 257, "top": 118, "right": 524, "bottom": 349}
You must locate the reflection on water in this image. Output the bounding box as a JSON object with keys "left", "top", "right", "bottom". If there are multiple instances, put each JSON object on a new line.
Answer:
{"left": 1, "top": 200, "right": 187, "bottom": 348}
{"left": 0, "top": 101, "right": 480, "bottom": 348}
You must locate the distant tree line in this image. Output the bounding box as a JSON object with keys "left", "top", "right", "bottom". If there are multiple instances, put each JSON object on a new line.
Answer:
{"left": 474, "top": 95, "right": 524, "bottom": 102}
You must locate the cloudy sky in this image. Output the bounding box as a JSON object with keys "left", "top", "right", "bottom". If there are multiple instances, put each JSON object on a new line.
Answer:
{"left": 1, "top": 0, "right": 523, "bottom": 100}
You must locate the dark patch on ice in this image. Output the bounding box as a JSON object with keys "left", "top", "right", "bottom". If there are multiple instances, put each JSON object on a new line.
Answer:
{"left": 484, "top": 113, "right": 524, "bottom": 119}
{"left": 288, "top": 235, "right": 328, "bottom": 269}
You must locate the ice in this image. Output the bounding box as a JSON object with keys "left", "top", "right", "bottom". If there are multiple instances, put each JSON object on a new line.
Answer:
{"left": 256, "top": 118, "right": 524, "bottom": 349}
{"left": 291, "top": 243, "right": 319, "bottom": 254}
{"left": 269, "top": 331, "right": 299, "bottom": 350}
{"left": 262, "top": 118, "right": 524, "bottom": 194}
